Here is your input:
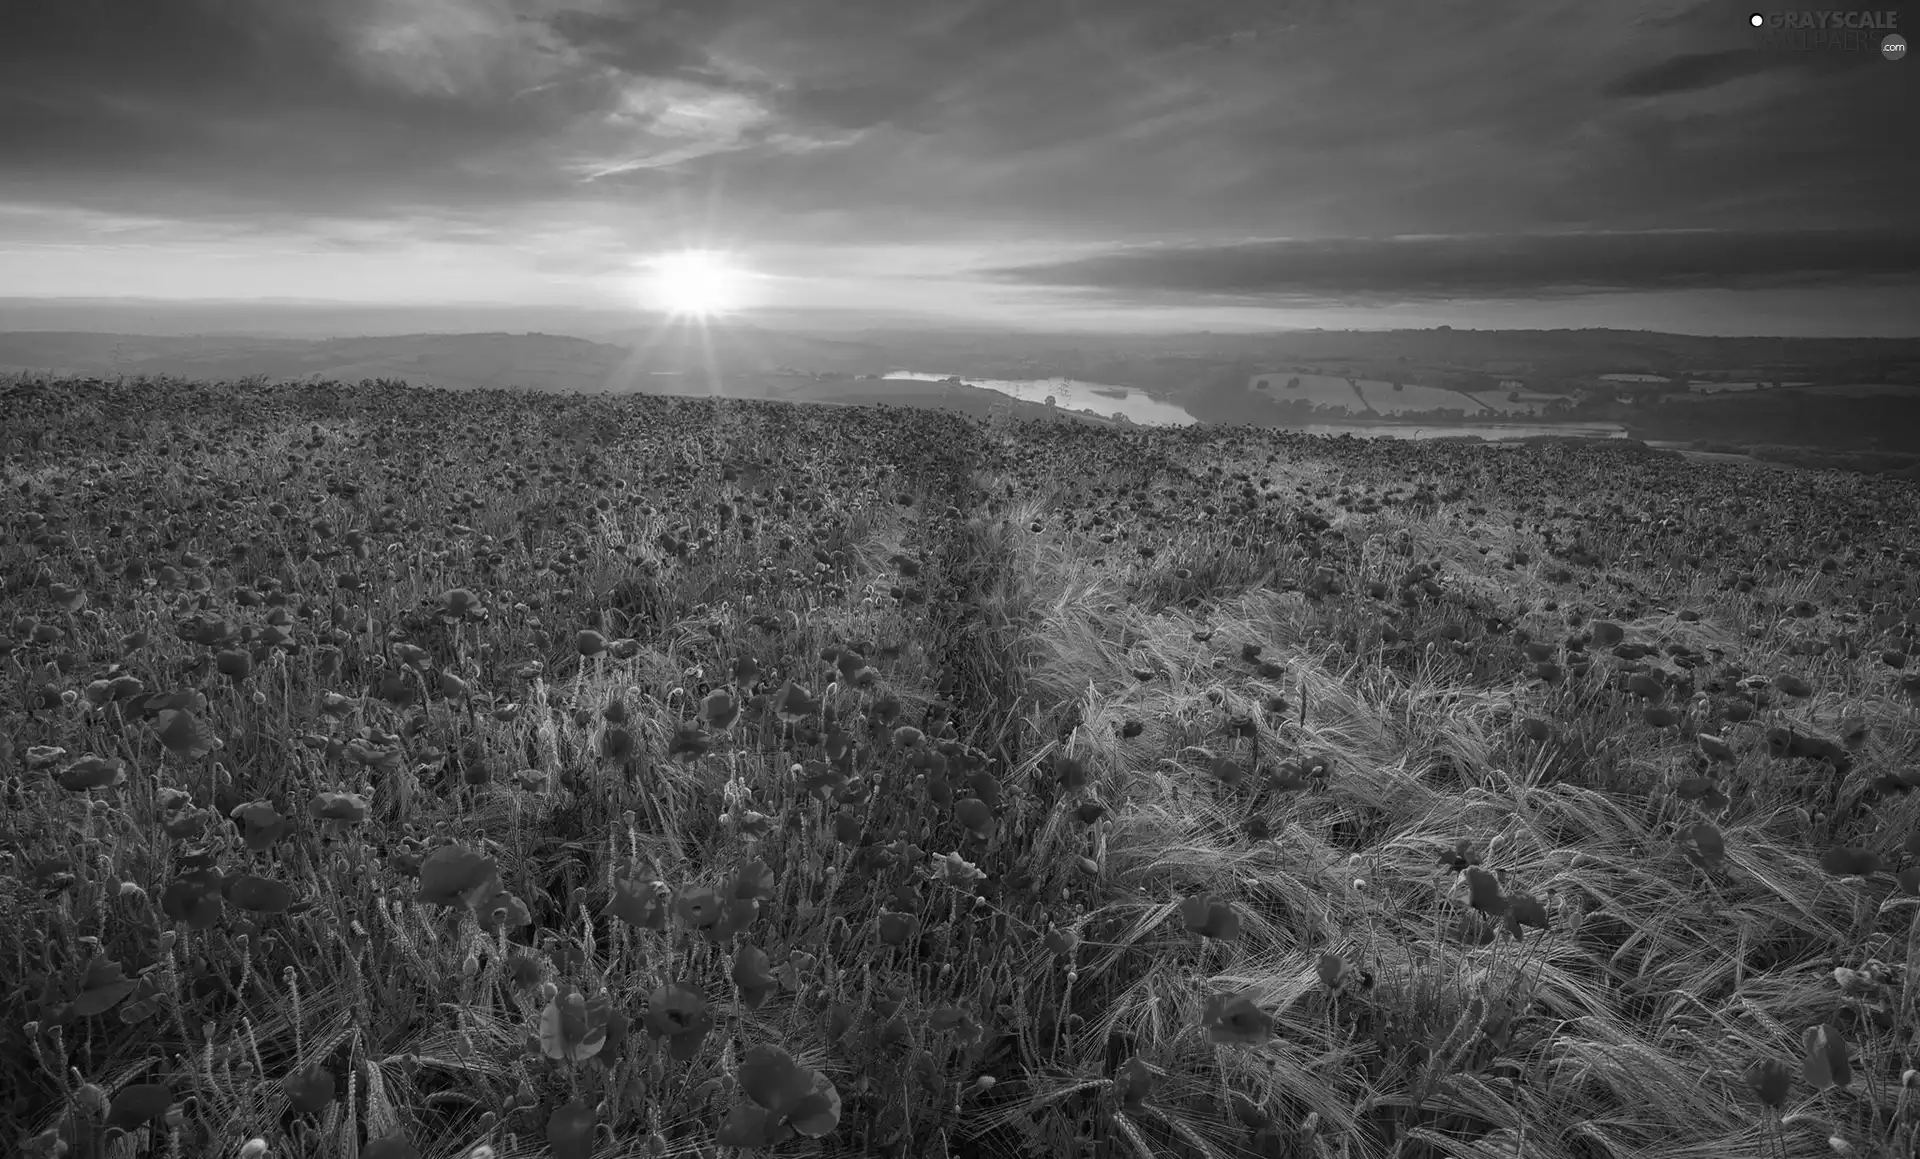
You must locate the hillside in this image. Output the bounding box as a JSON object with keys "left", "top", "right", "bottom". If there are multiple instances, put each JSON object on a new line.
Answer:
{"left": 3, "top": 375, "right": 1920, "bottom": 1159}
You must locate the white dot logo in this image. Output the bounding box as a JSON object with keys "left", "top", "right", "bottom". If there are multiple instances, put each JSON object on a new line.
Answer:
{"left": 1749, "top": 12, "right": 1765, "bottom": 27}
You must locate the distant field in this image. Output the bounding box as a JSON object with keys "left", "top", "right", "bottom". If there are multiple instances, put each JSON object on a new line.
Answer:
{"left": 1246, "top": 372, "right": 1369, "bottom": 411}
{"left": 1794, "top": 382, "right": 1918, "bottom": 397}
{"left": 1246, "top": 372, "right": 1495, "bottom": 415}
{"left": 1352, "top": 378, "right": 1488, "bottom": 414}
{"left": 1676, "top": 382, "right": 1910, "bottom": 399}
{"left": 1466, "top": 390, "right": 1570, "bottom": 414}
{"left": 1686, "top": 381, "right": 1813, "bottom": 394}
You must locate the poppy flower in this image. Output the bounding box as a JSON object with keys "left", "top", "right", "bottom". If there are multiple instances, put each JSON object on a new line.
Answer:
{"left": 440, "top": 588, "right": 485, "bottom": 619}
{"left": 1743, "top": 1056, "right": 1793, "bottom": 1110}
{"left": 675, "top": 883, "right": 725, "bottom": 929}
{"left": 362, "top": 1134, "right": 419, "bottom": 1159}
{"left": 1201, "top": 990, "right": 1273, "bottom": 1044}
{"left": 1502, "top": 893, "right": 1551, "bottom": 939}
{"left": 667, "top": 724, "right": 710, "bottom": 761}
{"left": 154, "top": 709, "right": 218, "bottom": 759}
{"left": 1198, "top": 752, "right": 1244, "bottom": 786}
{"left": 283, "top": 1063, "right": 336, "bottom": 1114}
{"left": 641, "top": 981, "right": 714, "bottom": 1060}
{"left": 732, "top": 858, "right": 776, "bottom": 900}
{"left": 72, "top": 957, "right": 140, "bottom": 1016}
{"left": 1112, "top": 1055, "right": 1154, "bottom": 1111}
{"left": 106, "top": 1083, "right": 174, "bottom": 1130}
{"left": 1179, "top": 893, "right": 1241, "bottom": 941}
{"left": 1680, "top": 821, "right": 1726, "bottom": 870}
{"left": 701, "top": 689, "right": 740, "bottom": 729}
{"left": 1819, "top": 847, "right": 1882, "bottom": 878}
{"left": 1463, "top": 866, "right": 1507, "bottom": 915}
{"left": 538, "top": 989, "right": 612, "bottom": 1061}
{"left": 476, "top": 889, "right": 531, "bottom": 930}
{"left": 1802, "top": 1023, "right": 1851, "bottom": 1090}
{"left": 57, "top": 756, "right": 126, "bottom": 792}
{"left": 606, "top": 875, "right": 669, "bottom": 931}
{"left": 225, "top": 874, "right": 294, "bottom": 914}
{"left": 734, "top": 1044, "right": 842, "bottom": 1140}
{"left": 345, "top": 737, "right": 404, "bottom": 774}
{"left": 776, "top": 682, "right": 821, "bottom": 721}
{"left": 732, "top": 943, "right": 778, "bottom": 1009}
{"left": 878, "top": 911, "right": 920, "bottom": 946}
{"left": 230, "top": 801, "right": 291, "bottom": 851}
{"left": 415, "top": 845, "right": 502, "bottom": 909}
{"left": 953, "top": 798, "right": 996, "bottom": 841}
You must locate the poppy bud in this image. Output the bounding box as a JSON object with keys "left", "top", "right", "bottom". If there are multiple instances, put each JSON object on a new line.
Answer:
{"left": 73, "top": 1082, "right": 108, "bottom": 1117}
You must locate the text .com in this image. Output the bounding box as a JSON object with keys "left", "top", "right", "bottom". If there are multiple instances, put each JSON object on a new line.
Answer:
{"left": 1750, "top": 10, "right": 1906, "bottom": 54}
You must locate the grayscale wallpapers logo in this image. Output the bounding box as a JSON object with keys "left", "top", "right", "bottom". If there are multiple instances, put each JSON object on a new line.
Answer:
{"left": 1749, "top": 10, "right": 1905, "bottom": 55}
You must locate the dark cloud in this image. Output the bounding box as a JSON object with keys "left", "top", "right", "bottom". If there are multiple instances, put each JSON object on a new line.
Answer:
{"left": 1602, "top": 42, "right": 1879, "bottom": 98}
{"left": 1603, "top": 48, "right": 1781, "bottom": 96}
{"left": 984, "top": 230, "right": 1920, "bottom": 304}
{"left": 545, "top": 1, "right": 739, "bottom": 82}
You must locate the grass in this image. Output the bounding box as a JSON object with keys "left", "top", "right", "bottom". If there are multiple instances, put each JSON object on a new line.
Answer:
{"left": 3, "top": 371, "right": 1919, "bottom": 1159}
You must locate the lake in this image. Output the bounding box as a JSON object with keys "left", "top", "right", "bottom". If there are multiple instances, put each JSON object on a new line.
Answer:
{"left": 881, "top": 372, "right": 1629, "bottom": 441}
{"left": 882, "top": 372, "right": 1197, "bottom": 426}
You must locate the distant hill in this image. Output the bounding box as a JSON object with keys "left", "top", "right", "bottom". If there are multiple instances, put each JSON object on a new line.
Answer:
{"left": 0, "top": 326, "right": 891, "bottom": 393}
{"left": 4, "top": 324, "right": 1914, "bottom": 447}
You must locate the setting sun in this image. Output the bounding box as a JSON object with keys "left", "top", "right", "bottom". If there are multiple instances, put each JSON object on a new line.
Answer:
{"left": 638, "top": 249, "right": 750, "bottom": 319}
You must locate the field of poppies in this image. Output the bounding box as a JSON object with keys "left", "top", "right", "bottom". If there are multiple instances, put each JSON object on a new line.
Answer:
{"left": 5, "top": 372, "right": 1920, "bottom": 1159}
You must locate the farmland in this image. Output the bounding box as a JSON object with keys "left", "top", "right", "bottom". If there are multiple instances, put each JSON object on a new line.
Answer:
{"left": 1244, "top": 374, "right": 1496, "bottom": 417}
{"left": 1246, "top": 373, "right": 1371, "bottom": 411}
{"left": 5, "top": 373, "right": 1920, "bottom": 1159}
{"left": 1349, "top": 381, "right": 1484, "bottom": 417}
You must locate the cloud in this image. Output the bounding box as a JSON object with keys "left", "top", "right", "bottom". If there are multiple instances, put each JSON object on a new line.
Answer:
{"left": 0, "top": 0, "right": 1912, "bottom": 316}
{"left": 983, "top": 230, "right": 1920, "bottom": 304}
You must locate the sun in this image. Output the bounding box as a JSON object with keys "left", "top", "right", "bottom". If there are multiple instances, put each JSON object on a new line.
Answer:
{"left": 639, "top": 249, "right": 749, "bottom": 319}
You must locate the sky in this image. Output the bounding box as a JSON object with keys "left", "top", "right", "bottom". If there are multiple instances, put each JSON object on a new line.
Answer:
{"left": 0, "top": 0, "right": 1915, "bottom": 335}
